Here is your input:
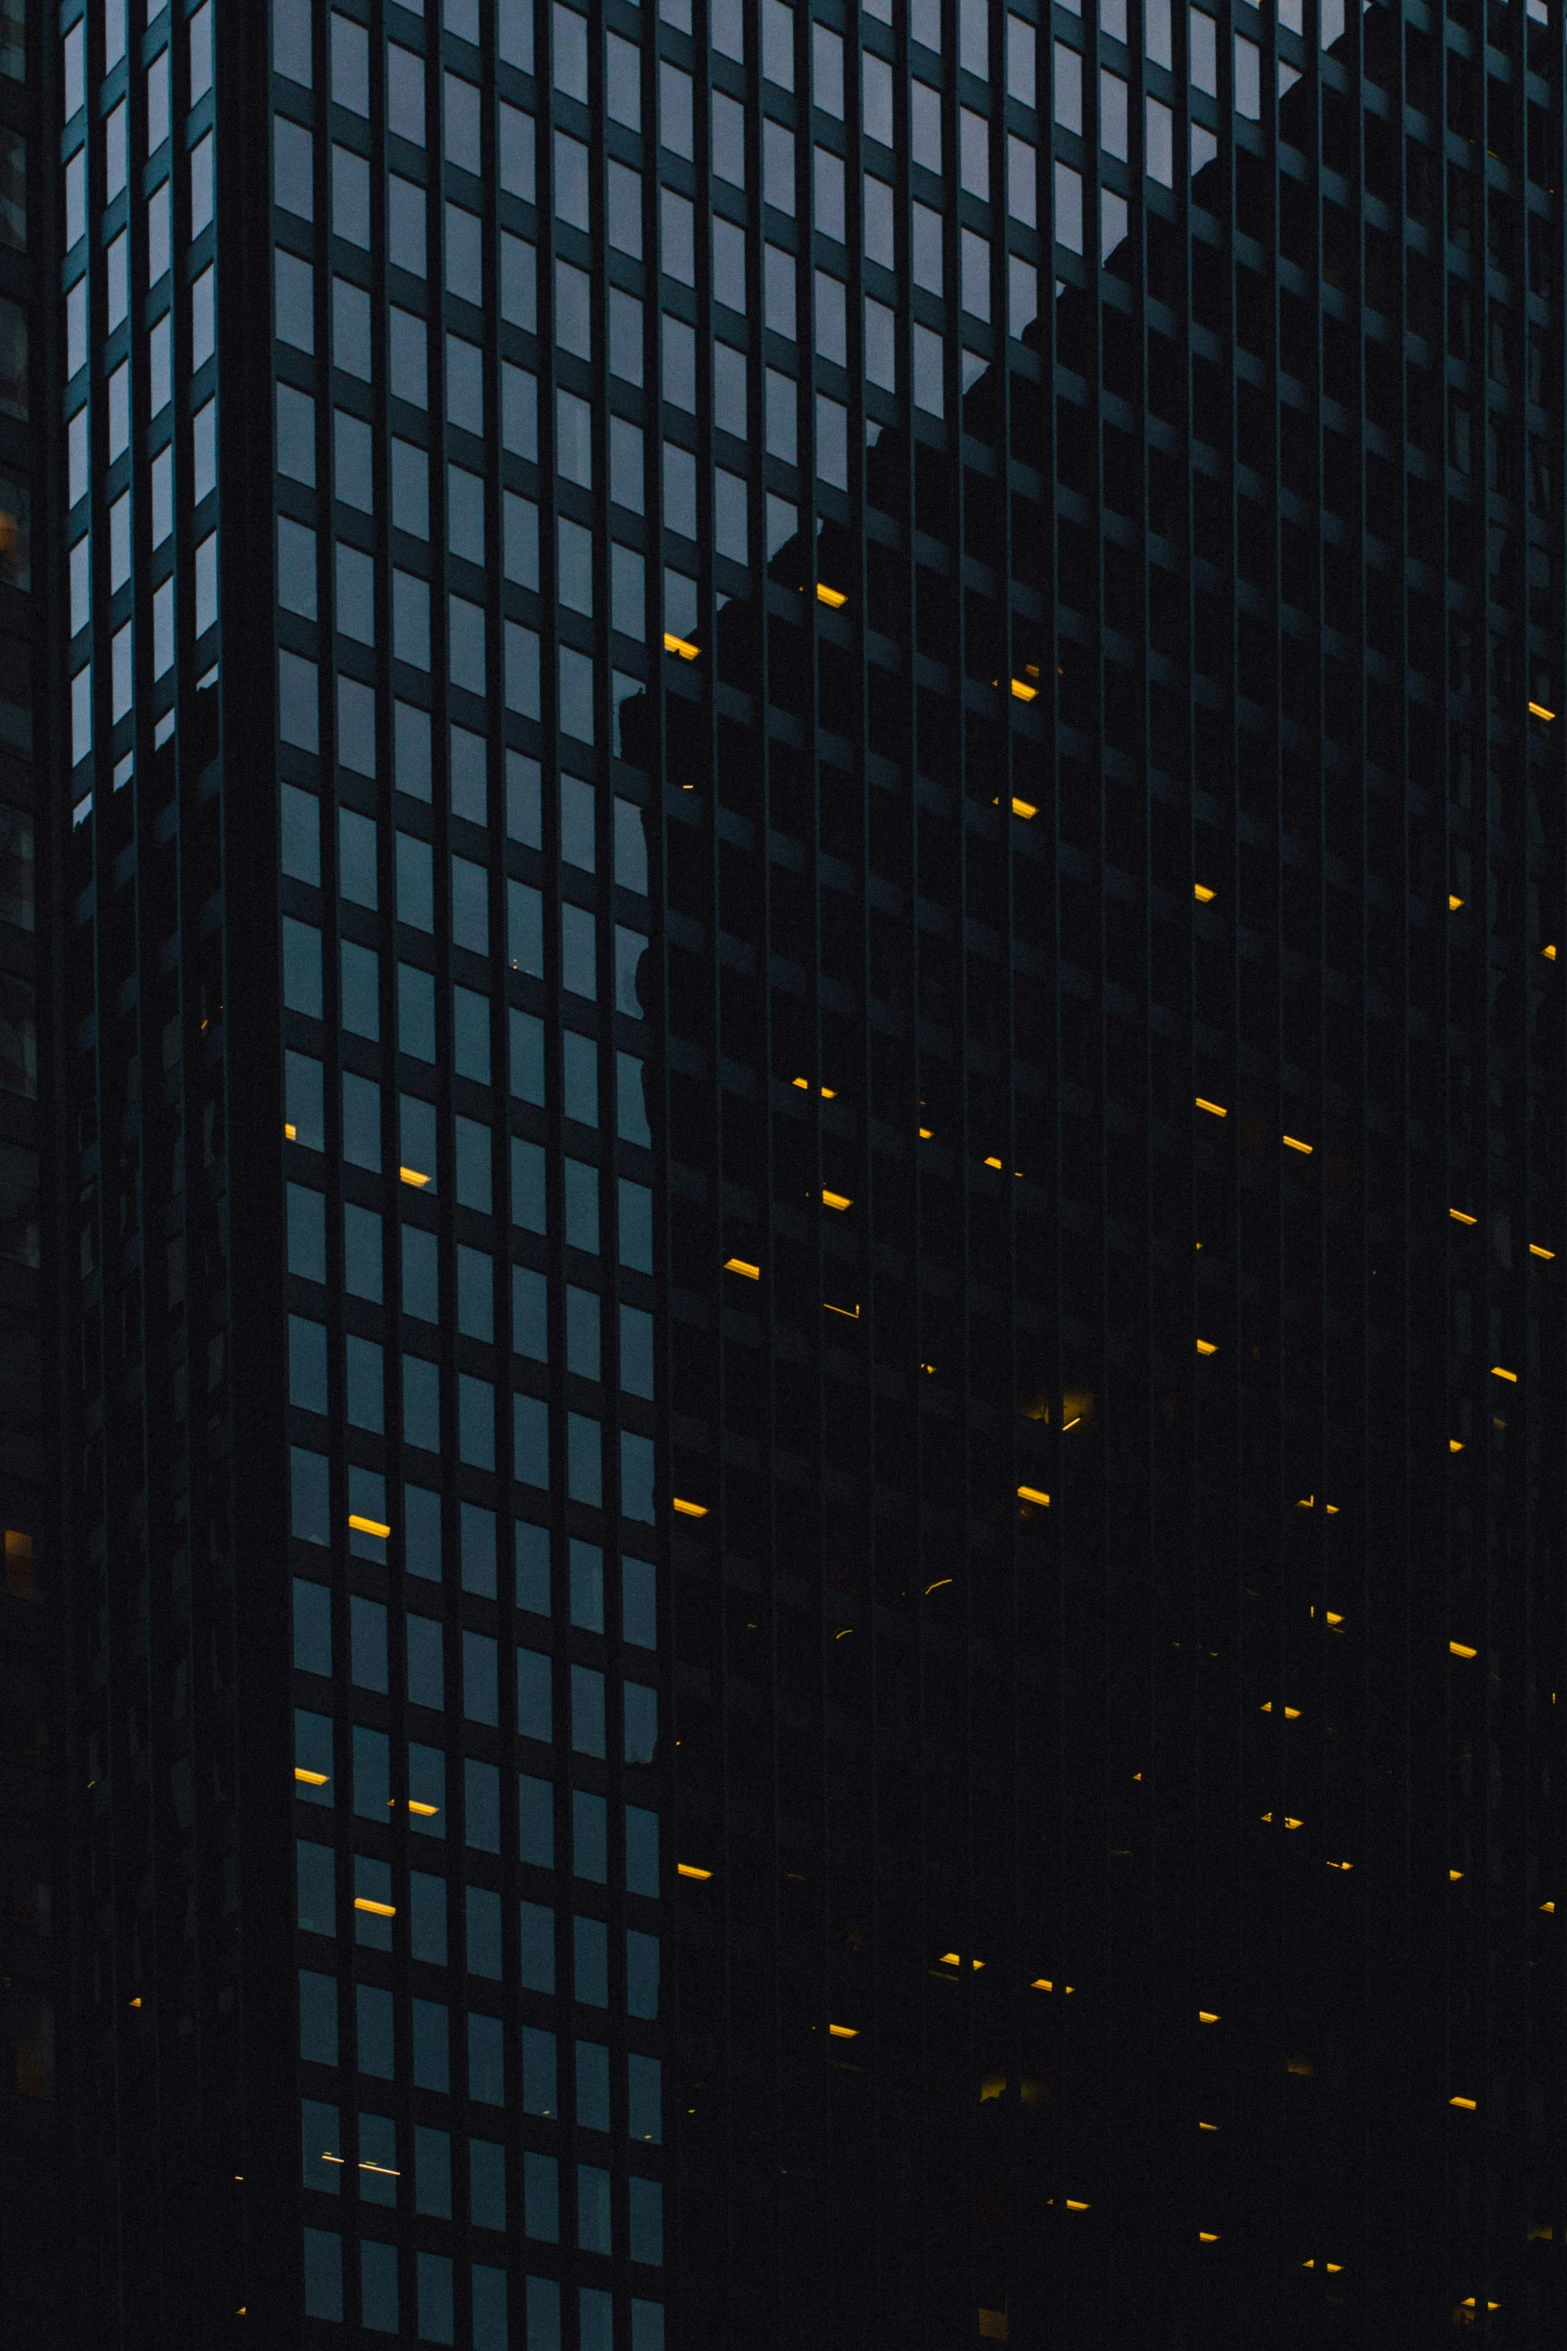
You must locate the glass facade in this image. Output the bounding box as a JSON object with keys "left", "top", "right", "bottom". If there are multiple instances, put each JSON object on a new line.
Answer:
{"left": 31, "top": 0, "right": 1567, "bottom": 2347}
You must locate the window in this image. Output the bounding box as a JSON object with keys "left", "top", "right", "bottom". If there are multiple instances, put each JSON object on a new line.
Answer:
{"left": 388, "top": 45, "right": 425, "bottom": 144}
{"left": 389, "top": 175, "right": 425, "bottom": 274}
{"left": 332, "top": 144, "right": 368, "bottom": 245}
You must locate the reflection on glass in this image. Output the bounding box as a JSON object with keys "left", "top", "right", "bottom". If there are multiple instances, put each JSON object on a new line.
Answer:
{"left": 0, "top": 296, "right": 26, "bottom": 421}
{"left": 0, "top": 800, "right": 32, "bottom": 928}
{"left": 358, "top": 2112, "right": 399, "bottom": 2205}
{"left": 0, "top": 476, "right": 29, "bottom": 589}
{"left": 0, "top": 1140, "right": 38, "bottom": 1267}
{"left": 0, "top": 126, "right": 22, "bottom": 249}
{"left": 0, "top": 971, "right": 35, "bottom": 1098}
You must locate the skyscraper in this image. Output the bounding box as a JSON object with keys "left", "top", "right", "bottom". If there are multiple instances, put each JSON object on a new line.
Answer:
{"left": 26, "top": 0, "right": 1567, "bottom": 2345}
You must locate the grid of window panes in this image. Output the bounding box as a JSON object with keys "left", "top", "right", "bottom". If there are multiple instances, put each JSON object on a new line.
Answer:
{"left": 62, "top": 0, "right": 216, "bottom": 809}
{"left": 634, "top": 0, "right": 1567, "bottom": 2343}
{"left": 270, "top": 2, "right": 666, "bottom": 2342}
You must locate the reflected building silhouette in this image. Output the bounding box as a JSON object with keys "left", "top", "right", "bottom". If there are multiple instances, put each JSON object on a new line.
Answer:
{"left": 619, "top": 9, "right": 1567, "bottom": 2345}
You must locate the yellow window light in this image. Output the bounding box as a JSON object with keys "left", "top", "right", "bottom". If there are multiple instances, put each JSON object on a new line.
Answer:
{"left": 1450, "top": 1869, "right": 1465, "bottom": 1882}
{"left": 1542, "top": 1901, "right": 1556, "bottom": 1913}
{"left": 1017, "top": 1486, "right": 1050, "bottom": 1506}
{"left": 821, "top": 1086, "right": 836, "bottom": 1099}
{"left": 399, "top": 1166, "right": 432, "bottom": 1188}
{"left": 815, "top": 582, "right": 848, "bottom": 608}
{"left": 1198, "top": 2011, "right": 1220, "bottom": 2024}
{"left": 1449, "top": 1439, "right": 1465, "bottom": 1454}
{"left": 1195, "top": 1097, "right": 1227, "bottom": 1118}
{"left": 1326, "top": 1860, "right": 1353, "bottom": 1872}
{"left": 1450, "top": 1641, "right": 1478, "bottom": 1659}
{"left": 793, "top": 1076, "right": 810, "bottom": 1089}
{"left": 1195, "top": 1339, "right": 1218, "bottom": 1357}
{"left": 1065, "top": 2199, "right": 1091, "bottom": 2212}
{"left": 1198, "top": 2231, "right": 1220, "bottom": 2244}
{"left": 1448, "top": 894, "right": 1465, "bottom": 912}
{"left": 1491, "top": 1365, "right": 1518, "bottom": 1383}
{"left": 284, "top": 1122, "right": 298, "bottom": 1141}
{"left": 984, "top": 1155, "right": 1004, "bottom": 1169}
{"left": 1282, "top": 1135, "right": 1312, "bottom": 1155}
{"left": 406, "top": 1799, "right": 440, "bottom": 1818}
{"left": 1529, "top": 699, "right": 1555, "bottom": 720}
{"left": 1531, "top": 1243, "right": 1556, "bottom": 1259}
{"left": 827, "top": 2023, "right": 859, "bottom": 2039}
{"left": 1011, "top": 796, "right": 1038, "bottom": 818}
{"left": 1010, "top": 676, "right": 1038, "bottom": 702}
{"left": 672, "top": 1497, "right": 709, "bottom": 1518}
{"left": 294, "top": 1767, "right": 329, "bottom": 1787}
{"left": 129, "top": 1995, "right": 142, "bottom": 2008}
{"left": 724, "top": 1257, "right": 761, "bottom": 1279}
{"left": 348, "top": 1514, "right": 391, "bottom": 1539}
{"left": 1449, "top": 1207, "right": 1477, "bottom": 1225}
{"left": 353, "top": 1897, "right": 396, "bottom": 1919}
{"left": 1325, "top": 1611, "right": 1343, "bottom": 1626}
{"left": 938, "top": 1952, "right": 961, "bottom": 1967}
{"left": 1198, "top": 2121, "right": 1218, "bottom": 2133}
{"left": 823, "top": 1300, "right": 860, "bottom": 1319}
{"left": 821, "top": 1189, "right": 852, "bottom": 1211}
{"left": 663, "top": 631, "right": 700, "bottom": 660}
{"left": 924, "top": 1577, "right": 953, "bottom": 1594}
{"left": 677, "top": 1863, "right": 713, "bottom": 1881}
{"left": 918, "top": 1125, "right": 934, "bottom": 1139}
{"left": 1449, "top": 2094, "right": 1477, "bottom": 2111}
{"left": 1258, "top": 1703, "right": 1301, "bottom": 1718}
{"left": 1193, "top": 882, "right": 1217, "bottom": 903}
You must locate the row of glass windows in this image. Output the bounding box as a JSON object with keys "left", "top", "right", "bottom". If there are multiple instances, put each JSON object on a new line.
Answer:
{"left": 299, "top": 1797, "right": 658, "bottom": 1929}
{"left": 305, "top": 2046, "right": 659, "bottom": 2202}
{"left": 291, "top": 1236, "right": 653, "bottom": 1373}
{"left": 294, "top": 1667, "right": 658, "bottom": 1788}
{"left": 276, "top": 0, "right": 1003, "bottom": 124}
{"left": 297, "top": 1578, "right": 655, "bottom": 1708}
{"left": 294, "top": 1462, "right": 654, "bottom": 1593}
{"left": 301, "top": 2228, "right": 663, "bottom": 2351}
{"left": 290, "top": 1315, "right": 651, "bottom": 1433}
{"left": 300, "top": 1926, "right": 658, "bottom": 2073}
{"left": 283, "top": 770, "right": 647, "bottom": 901}
{"left": 296, "top": 1538, "right": 654, "bottom": 1655}
{"left": 303, "top": 2100, "right": 662, "bottom": 2242}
